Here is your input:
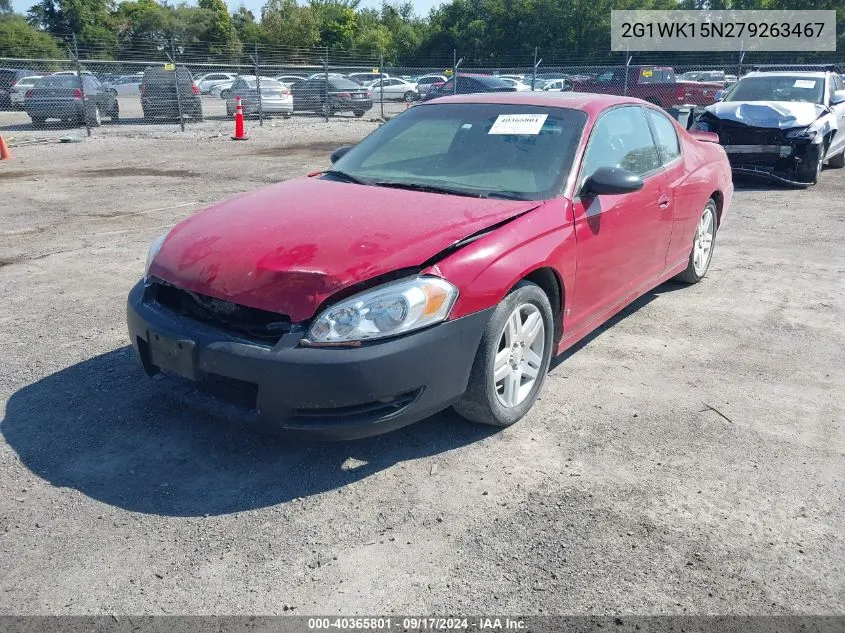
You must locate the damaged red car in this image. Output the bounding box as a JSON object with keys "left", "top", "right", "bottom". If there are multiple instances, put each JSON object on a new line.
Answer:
{"left": 127, "top": 92, "right": 733, "bottom": 439}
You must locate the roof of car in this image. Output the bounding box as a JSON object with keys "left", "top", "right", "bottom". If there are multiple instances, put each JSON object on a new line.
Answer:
{"left": 744, "top": 70, "right": 829, "bottom": 79}
{"left": 425, "top": 91, "right": 643, "bottom": 114}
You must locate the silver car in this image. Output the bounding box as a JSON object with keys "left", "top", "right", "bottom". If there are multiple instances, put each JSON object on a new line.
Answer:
{"left": 225, "top": 77, "right": 293, "bottom": 118}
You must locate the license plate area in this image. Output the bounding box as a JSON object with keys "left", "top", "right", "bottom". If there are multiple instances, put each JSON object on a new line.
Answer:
{"left": 148, "top": 330, "right": 197, "bottom": 380}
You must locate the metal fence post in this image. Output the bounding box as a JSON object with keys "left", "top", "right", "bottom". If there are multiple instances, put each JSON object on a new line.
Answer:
{"left": 379, "top": 54, "right": 384, "bottom": 119}
{"left": 324, "top": 47, "right": 329, "bottom": 123}
{"left": 254, "top": 43, "right": 263, "bottom": 127}
{"left": 71, "top": 34, "right": 90, "bottom": 137}
{"left": 169, "top": 40, "right": 185, "bottom": 132}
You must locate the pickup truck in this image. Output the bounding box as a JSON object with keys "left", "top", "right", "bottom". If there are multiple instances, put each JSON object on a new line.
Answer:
{"left": 570, "top": 66, "right": 722, "bottom": 108}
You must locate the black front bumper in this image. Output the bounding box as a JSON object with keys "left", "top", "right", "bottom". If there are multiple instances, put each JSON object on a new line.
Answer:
{"left": 127, "top": 281, "right": 490, "bottom": 439}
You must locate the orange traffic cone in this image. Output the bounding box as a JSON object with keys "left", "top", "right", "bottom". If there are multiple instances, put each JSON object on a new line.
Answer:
{"left": 0, "top": 136, "right": 10, "bottom": 160}
{"left": 232, "top": 97, "right": 247, "bottom": 141}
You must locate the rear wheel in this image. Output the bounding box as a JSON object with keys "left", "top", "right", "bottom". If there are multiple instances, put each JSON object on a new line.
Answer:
{"left": 84, "top": 105, "right": 102, "bottom": 127}
{"left": 110, "top": 101, "right": 120, "bottom": 121}
{"left": 453, "top": 282, "right": 554, "bottom": 427}
{"left": 321, "top": 101, "right": 332, "bottom": 117}
{"left": 675, "top": 199, "right": 717, "bottom": 284}
{"left": 353, "top": 109, "right": 365, "bottom": 117}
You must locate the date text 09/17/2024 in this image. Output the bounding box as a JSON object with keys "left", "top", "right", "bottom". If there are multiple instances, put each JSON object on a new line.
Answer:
{"left": 307, "top": 617, "right": 528, "bottom": 630}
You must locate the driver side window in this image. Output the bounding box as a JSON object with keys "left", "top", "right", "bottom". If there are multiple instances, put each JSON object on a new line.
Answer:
{"left": 580, "top": 106, "right": 661, "bottom": 180}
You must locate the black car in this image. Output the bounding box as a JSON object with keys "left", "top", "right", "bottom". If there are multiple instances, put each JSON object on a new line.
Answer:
{"left": 24, "top": 74, "right": 119, "bottom": 126}
{"left": 1, "top": 67, "right": 38, "bottom": 110}
{"left": 422, "top": 74, "right": 517, "bottom": 101}
{"left": 141, "top": 66, "right": 203, "bottom": 122}
{"left": 293, "top": 77, "right": 373, "bottom": 117}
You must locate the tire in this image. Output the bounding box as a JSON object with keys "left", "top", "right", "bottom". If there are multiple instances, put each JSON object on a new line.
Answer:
{"left": 795, "top": 143, "right": 825, "bottom": 184}
{"left": 110, "top": 101, "right": 120, "bottom": 121}
{"left": 827, "top": 149, "right": 845, "bottom": 169}
{"left": 321, "top": 101, "right": 332, "bottom": 117}
{"left": 283, "top": 113, "right": 291, "bottom": 119}
{"left": 85, "top": 105, "right": 102, "bottom": 127}
{"left": 675, "top": 199, "right": 717, "bottom": 284}
{"left": 403, "top": 91, "right": 414, "bottom": 102}
{"left": 453, "top": 281, "right": 554, "bottom": 427}
{"left": 353, "top": 109, "right": 365, "bottom": 118}
{"left": 30, "top": 116, "right": 46, "bottom": 126}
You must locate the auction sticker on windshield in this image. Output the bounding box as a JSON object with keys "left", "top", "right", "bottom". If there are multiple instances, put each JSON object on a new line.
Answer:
{"left": 489, "top": 114, "right": 548, "bottom": 135}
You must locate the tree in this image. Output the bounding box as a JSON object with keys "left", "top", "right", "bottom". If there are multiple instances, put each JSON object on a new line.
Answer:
{"left": 197, "top": 0, "right": 240, "bottom": 56}
{"left": 231, "top": 6, "right": 262, "bottom": 45}
{"left": 0, "top": 14, "right": 63, "bottom": 57}
{"left": 261, "top": 0, "right": 320, "bottom": 49}
{"left": 0, "top": 0, "right": 13, "bottom": 14}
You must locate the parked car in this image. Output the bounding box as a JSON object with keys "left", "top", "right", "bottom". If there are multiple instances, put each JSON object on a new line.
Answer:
{"left": 140, "top": 66, "right": 203, "bottom": 122}
{"left": 225, "top": 77, "right": 292, "bottom": 118}
{"left": 570, "top": 66, "right": 723, "bottom": 108}
{"left": 0, "top": 68, "right": 38, "bottom": 109}
{"left": 24, "top": 74, "right": 119, "bottom": 126}
{"left": 541, "top": 78, "right": 572, "bottom": 92}
{"left": 366, "top": 77, "right": 419, "bottom": 102}
{"left": 51, "top": 70, "right": 95, "bottom": 76}
{"left": 414, "top": 74, "right": 448, "bottom": 98}
{"left": 8, "top": 76, "right": 42, "bottom": 109}
{"left": 275, "top": 75, "right": 306, "bottom": 86}
{"left": 422, "top": 74, "right": 517, "bottom": 101}
{"left": 104, "top": 75, "right": 143, "bottom": 96}
{"left": 348, "top": 72, "right": 388, "bottom": 85}
{"left": 692, "top": 68, "right": 845, "bottom": 186}
{"left": 195, "top": 72, "right": 238, "bottom": 94}
{"left": 130, "top": 92, "right": 732, "bottom": 439}
{"left": 209, "top": 81, "right": 236, "bottom": 98}
{"left": 497, "top": 77, "right": 533, "bottom": 91}
{"left": 292, "top": 76, "right": 372, "bottom": 117}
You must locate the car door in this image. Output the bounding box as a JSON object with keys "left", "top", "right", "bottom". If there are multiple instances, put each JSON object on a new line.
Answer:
{"left": 567, "top": 105, "right": 671, "bottom": 334}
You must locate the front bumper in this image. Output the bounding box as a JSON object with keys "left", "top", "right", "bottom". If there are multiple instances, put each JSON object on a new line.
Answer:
{"left": 126, "top": 281, "right": 491, "bottom": 439}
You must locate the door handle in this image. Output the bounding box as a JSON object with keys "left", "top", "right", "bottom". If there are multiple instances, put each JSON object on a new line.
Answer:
{"left": 658, "top": 195, "right": 671, "bottom": 209}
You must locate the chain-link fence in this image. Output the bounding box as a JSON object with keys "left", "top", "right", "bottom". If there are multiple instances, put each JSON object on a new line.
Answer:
{"left": 2, "top": 37, "right": 843, "bottom": 136}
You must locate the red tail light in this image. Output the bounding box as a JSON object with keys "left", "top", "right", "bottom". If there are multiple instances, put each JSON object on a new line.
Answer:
{"left": 191, "top": 82, "right": 200, "bottom": 95}
{"left": 367, "top": 91, "right": 372, "bottom": 98}
{"left": 25, "top": 89, "right": 33, "bottom": 98}
{"left": 73, "top": 88, "right": 83, "bottom": 99}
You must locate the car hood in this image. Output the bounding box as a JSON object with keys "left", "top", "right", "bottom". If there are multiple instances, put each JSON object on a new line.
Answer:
{"left": 149, "top": 176, "right": 542, "bottom": 321}
{"left": 704, "top": 101, "right": 827, "bottom": 129}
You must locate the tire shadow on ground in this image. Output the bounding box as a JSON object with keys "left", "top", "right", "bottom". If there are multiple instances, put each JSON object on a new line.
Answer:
{"left": 1, "top": 346, "right": 495, "bottom": 517}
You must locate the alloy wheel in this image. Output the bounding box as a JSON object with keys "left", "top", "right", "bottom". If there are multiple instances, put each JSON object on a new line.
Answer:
{"left": 692, "top": 206, "right": 715, "bottom": 276}
{"left": 493, "top": 303, "right": 546, "bottom": 408}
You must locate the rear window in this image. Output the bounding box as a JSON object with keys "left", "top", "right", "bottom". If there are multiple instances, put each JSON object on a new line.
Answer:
{"left": 328, "top": 78, "right": 362, "bottom": 89}
{"left": 248, "top": 79, "right": 283, "bottom": 88}
{"left": 474, "top": 76, "right": 512, "bottom": 88}
{"left": 144, "top": 68, "right": 192, "bottom": 83}
{"left": 34, "top": 76, "right": 79, "bottom": 88}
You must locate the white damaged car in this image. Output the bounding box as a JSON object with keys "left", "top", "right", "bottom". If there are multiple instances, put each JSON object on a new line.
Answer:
{"left": 693, "top": 68, "right": 845, "bottom": 186}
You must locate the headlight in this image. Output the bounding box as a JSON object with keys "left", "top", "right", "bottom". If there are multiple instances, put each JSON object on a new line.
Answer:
{"left": 785, "top": 126, "right": 819, "bottom": 141}
{"left": 144, "top": 232, "right": 168, "bottom": 278}
{"left": 306, "top": 276, "right": 459, "bottom": 344}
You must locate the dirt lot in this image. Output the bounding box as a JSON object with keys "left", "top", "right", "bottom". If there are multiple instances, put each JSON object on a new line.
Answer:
{"left": 0, "top": 116, "right": 843, "bottom": 616}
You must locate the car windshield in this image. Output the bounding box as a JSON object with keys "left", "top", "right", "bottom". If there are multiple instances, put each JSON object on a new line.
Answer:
{"left": 328, "top": 78, "right": 362, "bottom": 89}
{"left": 331, "top": 103, "right": 587, "bottom": 200}
{"left": 724, "top": 75, "right": 825, "bottom": 104}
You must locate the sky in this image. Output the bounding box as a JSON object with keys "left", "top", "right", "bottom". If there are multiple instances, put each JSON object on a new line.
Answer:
{"left": 10, "top": 0, "right": 445, "bottom": 19}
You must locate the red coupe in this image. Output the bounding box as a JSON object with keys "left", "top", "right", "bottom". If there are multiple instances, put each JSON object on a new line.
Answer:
{"left": 128, "top": 92, "right": 733, "bottom": 439}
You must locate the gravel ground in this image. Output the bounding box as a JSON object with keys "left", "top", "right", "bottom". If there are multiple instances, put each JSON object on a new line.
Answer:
{"left": 0, "top": 116, "right": 843, "bottom": 616}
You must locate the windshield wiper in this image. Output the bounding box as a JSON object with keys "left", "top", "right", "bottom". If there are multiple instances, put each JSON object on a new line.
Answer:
{"left": 484, "top": 191, "right": 530, "bottom": 200}
{"left": 322, "top": 170, "right": 368, "bottom": 185}
{"left": 374, "top": 181, "right": 482, "bottom": 197}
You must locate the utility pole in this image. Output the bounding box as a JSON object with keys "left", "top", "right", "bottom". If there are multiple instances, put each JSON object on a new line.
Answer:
{"left": 322, "top": 47, "right": 329, "bottom": 122}
{"left": 622, "top": 45, "right": 632, "bottom": 97}
{"left": 70, "top": 34, "right": 90, "bottom": 137}
{"left": 453, "top": 53, "right": 463, "bottom": 95}
{"left": 379, "top": 54, "right": 384, "bottom": 119}
{"left": 532, "top": 48, "right": 542, "bottom": 91}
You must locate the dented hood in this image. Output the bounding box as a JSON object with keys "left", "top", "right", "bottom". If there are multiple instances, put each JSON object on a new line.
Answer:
{"left": 148, "top": 176, "right": 541, "bottom": 321}
{"left": 704, "top": 101, "right": 827, "bottom": 129}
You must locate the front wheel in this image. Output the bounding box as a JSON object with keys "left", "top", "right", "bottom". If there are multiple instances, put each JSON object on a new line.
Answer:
{"left": 453, "top": 282, "right": 554, "bottom": 427}
{"left": 796, "top": 143, "right": 825, "bottom": 184}
{"left": 403, "top": 91, "right": 414, "bottom": 102}
{"left": 675, "top": 199, "right": 717, "bottom": 284}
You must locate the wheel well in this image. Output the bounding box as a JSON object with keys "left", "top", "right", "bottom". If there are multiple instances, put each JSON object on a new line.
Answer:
{"left": 710, "top": 191, "right": 724, "bottom": 226}
{"left": 521, "top": 268, "right": 564, "bottom": 345}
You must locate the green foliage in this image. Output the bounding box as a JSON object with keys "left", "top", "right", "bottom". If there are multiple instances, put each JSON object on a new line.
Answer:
{"left": 0, "top": 13, "right": 62, "bottom": 56}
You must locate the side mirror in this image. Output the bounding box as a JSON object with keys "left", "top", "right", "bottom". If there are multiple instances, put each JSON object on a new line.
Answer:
{"left": 330, "top": 144, "right": 354, "bottom": 164}
{"left": 582, "top": 166, "right": 644, "bottom": 196}
{"left": 714, "top": 89, "right": 726, "bottom": 102}
{"left": 831, "top": 90, "right": 845, "bottom": 106}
